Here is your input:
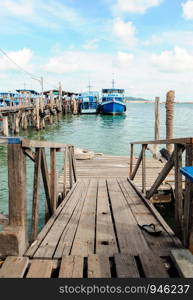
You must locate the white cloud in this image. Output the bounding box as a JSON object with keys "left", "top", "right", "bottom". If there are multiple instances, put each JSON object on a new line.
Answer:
{"left": 0, "top": 48, "right": 34, "bottom": 71}
{"left": 151, "top": 47, "right": 193, "bottom": 72}
{"left": 117, "top": 51, "right": 134, "bottom": 65}
{"left": 43, "top": 51, "right": 113, "bottom": 74}
{"left": 0, "top": 0, "right": 85, "bottom": 30}
{"left": 83, "top": 39, "right": 99, "bottom": 50}
{"left": 115, "top": 0, "right": 162, "bottom": 13}
{"left": 113, "top": 19, "right": 137, "bottom": 47}
{"left": 0, "top": 0, "right": 33, "bottom": 16}
{"left": 182, "top": 0, "right": 193, "bottom": 20}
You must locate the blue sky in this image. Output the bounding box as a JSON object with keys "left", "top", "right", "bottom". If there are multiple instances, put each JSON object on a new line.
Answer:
{"left": 1, "top": 0, "right": 193, "bottom": 100}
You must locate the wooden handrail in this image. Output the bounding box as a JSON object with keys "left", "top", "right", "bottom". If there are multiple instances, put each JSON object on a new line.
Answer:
{"left": 22, "top": 138, "right": 71, "bottom": 149}
{"left": 131, "top": 137, "right": 193, "bottom": 145}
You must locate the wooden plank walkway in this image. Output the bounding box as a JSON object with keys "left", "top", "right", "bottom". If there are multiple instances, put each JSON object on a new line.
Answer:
{"left": 25, "top": 178, "right": 181, "bottom": 261}
{"left": 1, "top": 251, "right": 192, "bottom": 278}
{"left": 58, "top": 155, "right": 176, "bottom": 195}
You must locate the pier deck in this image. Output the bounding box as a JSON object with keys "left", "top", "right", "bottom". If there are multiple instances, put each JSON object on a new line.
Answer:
{"left": 1, "top": 137, "right": 193, "bottom": 278}
{"left": 18, "top": 177, "right": 183, "bottom": 278}
{"left": 58, "top": 154, "right": 175, "bottom": 197}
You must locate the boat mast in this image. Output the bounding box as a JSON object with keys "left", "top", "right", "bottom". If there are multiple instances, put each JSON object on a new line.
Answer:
{"left": 88, "top": 80, "right": 92, "bottom": 93}
{"left": 112, "top": 73, "right": 115, "bottom": 89}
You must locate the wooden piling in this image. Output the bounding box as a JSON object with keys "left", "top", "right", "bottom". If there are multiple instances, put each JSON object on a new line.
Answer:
{"left": 36, "top": 98, "right": 40, "bottom": 130}
{"left": 166, "top": 91, "right": 175, "bottom": 153}
{"left": 0, "top": 140, "right": 28, "bottom": 256}
{"left": 2, "top": 115, "right": 9, "bottom": 136}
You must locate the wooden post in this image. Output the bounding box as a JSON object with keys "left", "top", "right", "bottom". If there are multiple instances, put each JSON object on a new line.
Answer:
{"left": 14, "top": 113, "right": 20, "bottom": 134}
{"left": 130, "top": 144, "right": 134, "bottom": 176}
{"left": 166, "top": 90, "right": 175, "bottom": 153}
{"left": 183, "top": 143, "right": 193, "bottom": 250}
{"left": 174, "top": 144, "right": 183, "bottom": 239}
{"left": 0, "top": 139, "right": 28, "bottom": 256}
{"left": 130, "top": 148, "right": 143, "bottom": 180}
{"left": 2, "top": 115, "right": 9, "bottom": 136}
{"left": 36, "top": 97, "right": 40, "bottom": 130}
{"left": 63, "top": 146, "right": 68, "bottom": 197}
{"left": 146, "top": 150, "right": 175, "bottom": 199}
{"left": 50, "top": 148, "right": 57, "bottom": 213}
{"left": 68, "top": 146, "right": 73, "bottom": 189}
{"left": 154, "top": 97, "right": 160, "bottom": 157}
{"left": 71, "top": 146, "right": 77, "bottom": 182}
{"left": 142, "top": 144, "right": 147, "bottom": 194}
{"left": 31, "top": 148, "right": 42, "bottom": 242}
{"left": 41, "top": 148, "right": 52, "bottom": 218}
{"left": 59, "top": 82, "right": 62, "bottom": 112}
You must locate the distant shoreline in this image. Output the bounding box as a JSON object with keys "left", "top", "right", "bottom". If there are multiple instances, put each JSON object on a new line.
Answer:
{"left": 126, "top": 101, "right": 193, "bottom": 104}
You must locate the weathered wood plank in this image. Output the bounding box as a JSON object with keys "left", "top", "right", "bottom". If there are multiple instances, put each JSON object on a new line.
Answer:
{"left": 128, "top": 177, "right": 182, "bottom": 248}
{"left": 142, "top": 144, "right": 147, "bottom": 194}
{"left": 130, "top": 144, "right": 134, "bottom": 176}
{"left": 68, "top": 146, "right": 73, "bottom": 189}
{"left": 174, "top": 144, "right": 183, "bottom": 238}
{"left": 96, "top": 179, "right": 118, "bottom": 256}
{"left": 118, "top": 178, "right": 173, "bottom": 255}
{"left": 139, "top": 252, "right": 169, "bottom": 278}
{"left": 107, "top": 178, "right": 150, "bottom": 255}
{"left": 130, "top": 148, "right": 143, "bottom": 180}
{"left": 88, "top": 255, "right": 111, "bottom": 278}
{"left": 114, "top": 254, "right": 140, "bottom": 278}
{"left": 50, "top": 148, "right": 57, "bottom": 213}
{"left": 63, "top": 146, "right": 68, "bottom": 197}
{"left": 59, "top": 256, "right": 84, "bottom": 278}
{"left": 54, "top": 180, "right": 90, "bottom": 258}
{"left": 27, "top": 259, "right": 53, "bottom": 278}
{"left": 146, "top": 151, "right": 175, "bottom": 199}
{"left": 41, "top": 148, "right": 52, "bottom": 217}
{"left": 170, "top": 249, "right": 193, "bottom": 278}
{"left": 70, "top": 179, "right": 98, "bottom": 256}
{"left": 0, "top": 257, "right": 29, "bottom": 278}
{"left": 33, "top": 181, "right": 84, "bottom": 258}
{"left": 25, "top": 182, "right": 80, "bottom": 257}
{"left": 132, "top": 137, "right": 193, "bottom": 145}
{"left": 183, "top": 144, "right": 193, "bottom": 248}
{"left": 22, "top": 138, "right": 68, "bottom": 149}
{"left": 31, "top": 148, "right": 42, "bottom": 241}
{"left": 8, "top": 144, "right": 27, "bottom": 227}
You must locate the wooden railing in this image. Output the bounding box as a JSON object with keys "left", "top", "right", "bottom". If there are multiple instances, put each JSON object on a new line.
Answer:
{"left": 0, "top": 137, "right": 77, "bottom": 256}
{"left": 130, "top": 137, "right": 193, "bottom": 250}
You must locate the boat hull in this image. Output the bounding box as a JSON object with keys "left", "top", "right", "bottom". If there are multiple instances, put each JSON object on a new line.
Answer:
{"left": 100, "top": 101, "right": 126, "bottom": 115}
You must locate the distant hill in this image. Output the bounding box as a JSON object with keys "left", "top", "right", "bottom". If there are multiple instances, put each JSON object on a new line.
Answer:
{"left": 125, "top": 96, "right": 151, "bottom": 102}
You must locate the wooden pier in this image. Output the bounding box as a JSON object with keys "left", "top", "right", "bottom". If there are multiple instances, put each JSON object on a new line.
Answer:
{"left": 0, "top": 137, "right": 193, "bottom": 278}
{"left": 0, "top": 91, "right": 79, "bottom": 136}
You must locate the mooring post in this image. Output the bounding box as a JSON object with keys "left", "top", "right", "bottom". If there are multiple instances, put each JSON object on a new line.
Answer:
{"left": 154, "top": 97, "right": 160, "bottom": 158}
{"left": 0, "top": 138, "right": 28, "bottom": 256}
{"left": 166, "top": 90, "right": 175, "bottom": 153}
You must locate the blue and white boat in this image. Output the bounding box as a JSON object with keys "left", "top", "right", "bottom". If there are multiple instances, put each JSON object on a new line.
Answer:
{"left": 99, "top": 88, "right": 126, "bottom": 115}
{"left": 78, "top": 91, "right": 99, "bottom": 114}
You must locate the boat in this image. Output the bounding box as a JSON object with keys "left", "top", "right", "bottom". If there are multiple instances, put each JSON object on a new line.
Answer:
{"left": 99, "top": 88, "right": 126, "bottom": 115}
{"left": 78, "top": 91, "right": 99, "bottom": 114}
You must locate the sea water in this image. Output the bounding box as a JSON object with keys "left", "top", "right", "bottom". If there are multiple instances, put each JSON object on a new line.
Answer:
{"left": 1, "top": 103, "right": 193, "bottom": 230}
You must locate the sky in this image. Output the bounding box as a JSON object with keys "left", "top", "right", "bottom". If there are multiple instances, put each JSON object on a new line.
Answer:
{"left": 1, "top": 0, "right": 193, "bottom": 100}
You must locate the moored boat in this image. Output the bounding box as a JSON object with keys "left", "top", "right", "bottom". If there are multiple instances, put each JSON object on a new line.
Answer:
{"left": 78, "top": 91, "right": 99, "bottom": 114}
{"left": 99, "top": 88, "right": 126, "bottom": 115}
